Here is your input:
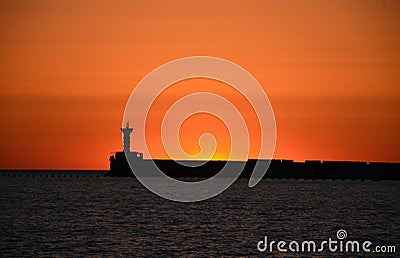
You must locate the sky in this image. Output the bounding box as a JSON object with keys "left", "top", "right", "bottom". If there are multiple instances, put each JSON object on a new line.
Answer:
{"left": 0, "top": 0, "right": 399, "bottom": 169}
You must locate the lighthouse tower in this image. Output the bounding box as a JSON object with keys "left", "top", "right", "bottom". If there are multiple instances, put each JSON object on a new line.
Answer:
{"left": 121, "top": 122, "right": 133, "bottom": 153}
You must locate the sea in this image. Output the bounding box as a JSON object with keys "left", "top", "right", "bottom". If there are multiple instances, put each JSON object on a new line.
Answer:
{"left": 0, "top": 171, "right": 399, "bottom": 257}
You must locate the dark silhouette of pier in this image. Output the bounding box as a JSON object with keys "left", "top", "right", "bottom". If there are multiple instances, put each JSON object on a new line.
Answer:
{"left": 107, "top": 123, "right": 400, "bottom": 180}
{"left": 107, "top": 152, "right": 400, "bottom": 181}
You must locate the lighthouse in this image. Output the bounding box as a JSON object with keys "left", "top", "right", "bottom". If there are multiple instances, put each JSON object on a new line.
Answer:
{"left": 121, "top": 122, "right": 133, "bottom": 153}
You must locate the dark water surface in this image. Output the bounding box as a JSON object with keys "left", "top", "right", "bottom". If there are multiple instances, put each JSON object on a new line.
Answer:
{"left": 0, "top": 171, "right": 399, "bottom": 257}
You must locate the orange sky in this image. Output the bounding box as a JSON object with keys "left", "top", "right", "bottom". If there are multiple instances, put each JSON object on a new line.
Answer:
{"left": 0, "top": 0, "right": 399, "bottom": 169}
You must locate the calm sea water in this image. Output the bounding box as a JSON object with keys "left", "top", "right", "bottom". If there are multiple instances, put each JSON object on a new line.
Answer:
{"left": 0, "top": 171, "right": 399, "bottom": 257}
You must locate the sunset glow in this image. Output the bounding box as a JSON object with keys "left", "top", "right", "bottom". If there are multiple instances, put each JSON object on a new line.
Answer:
{"left": 0, "top": 0, "right": 399, "bottom": 169}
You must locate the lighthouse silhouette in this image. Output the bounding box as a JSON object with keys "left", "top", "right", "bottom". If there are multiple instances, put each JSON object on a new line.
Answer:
{"left": 120, "top": 122, "right": 143, "bottom": 159}
{"left": 121, "top": 122, "right": 133, "bottom": 153}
